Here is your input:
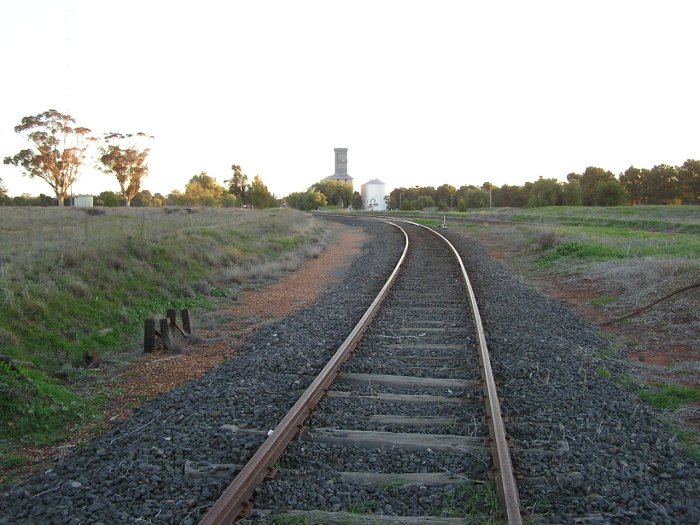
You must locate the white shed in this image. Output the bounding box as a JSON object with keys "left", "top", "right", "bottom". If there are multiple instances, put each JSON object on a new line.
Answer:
{"left": 73, "top": 195, "right": 94, "bottom": 208}
{"left": 361, "top": 179, "right": 387, "bottom": 211}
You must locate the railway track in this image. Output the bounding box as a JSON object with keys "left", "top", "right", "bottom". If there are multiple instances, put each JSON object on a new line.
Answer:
{"left": 201, "top": 220, "right": 521, "bottom": 524}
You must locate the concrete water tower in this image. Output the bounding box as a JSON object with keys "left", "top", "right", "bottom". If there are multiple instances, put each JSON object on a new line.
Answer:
{"left": 361, "top": 179, "right": 387, "bottom": 211}
{"left": 324, "top": 147, "right": 353, "bottom": 187}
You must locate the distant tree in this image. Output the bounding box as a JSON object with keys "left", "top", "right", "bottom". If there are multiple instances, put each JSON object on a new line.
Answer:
{"left": 351, "top": 191, "right": 363, "bottom": 210}
{"left": 642, "top": 164, "right": 679, "bottom": 204}
{"left": 580, "top": 166, "right": 615, "bottom": 206}
{"left": 227, "top": 165, "right": 249, "bottom": 205}
{"left": 131, "top": 190, "right": 165, "bottom": 208}
{"left": 98, "top": 132, "right": 152, "bottom": 207}
{"left": 130, "top": 190, "right": 153, "bottom": 207}
{"left": 619, "top": 166, "right": 644, "bottom": 205}
{"left": 184, "top": 171, "right": 226, "bottom": 206}
{"left": 285, "top": 192, "right": 304, "bottom": 210}
{"left": 166, "top": 189, "right": 186, "bottom": 206}
{"left": 10, "top": 194, "right": 32, "bottom": 206}
{"left": 0, "top": 176, "right": 6, "bottom": 200}
{"left": 36, "top": 193, "right": 57, "bottom": 206}
{"left": 436, "top": 184, "right": 457, "bottom": 208}
{"left": 415, "top": 195, "right": 435, "bottom": 209}
{"left": 247, "top": 175, "right": 277, "bottom": 208}
{"left": 463, "top": 189, "right": 489, "bottom": 208}
{"left": 3, "top": 109, "right": 93, "bottom": 206}
{"left": 221, "top": 193, "right": 238, "bottom": 208}
{"left": 95, "top": 191, "right": 121, "bottom": 207}
{"left": 133, "top": 190, "right": 165, "bottom": 207}
{"left": 494, "top": 184, "right": 528, "bottom": 207}
{"left": 527, "top": 177, "right": 562, "bottom": 207}
{"left": 481, "top": 182, "right": 494, "bottom": 208}
{"left": 286, "top": 190, "right": 327, "bottom": 210}
{"left": 312, "top": 180, "right": 353, "bottom": 207}
{"left": 152, "top": 193, "right": 166, "bottom": 207}
{"left": 562, "top": 179, "right": 582, "bottom": 205}
{"left": 593, "top": 180, "right": 626, "bottom": 206}
{"left": 678, "top": 159, "right": 700, "bottom": 204}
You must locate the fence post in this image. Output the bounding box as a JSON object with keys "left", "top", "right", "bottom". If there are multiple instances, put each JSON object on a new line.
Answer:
{"left": 159, "top": 318, "right": 171, "bottom": 350}
{"left": 181, "top": 309, "right": 193, "bottom": 335}
{"left": 144, "top": 319, "right": 155, "bottom": 353}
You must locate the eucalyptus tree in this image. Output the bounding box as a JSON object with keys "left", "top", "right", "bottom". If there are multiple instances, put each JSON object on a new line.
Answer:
{"left": 3, "top": 109, "right": 93, "bottom": 206}
{"left": 227, "top": 164, "right": 249, "bottom": 204}
{"left": 98, "top": 132, "right": 153, "bottom": 207}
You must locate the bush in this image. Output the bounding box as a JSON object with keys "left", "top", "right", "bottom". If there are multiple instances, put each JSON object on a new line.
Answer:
{"left": 535, "top": 229, "right": 560, "bottom": 250}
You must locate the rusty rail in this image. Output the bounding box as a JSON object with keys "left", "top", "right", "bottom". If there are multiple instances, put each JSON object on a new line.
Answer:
{"left": 409, "top": 221, "right": 522, "bottom": 524}
{"left": 199, "top": 222, "right": 409, "bottom": 525}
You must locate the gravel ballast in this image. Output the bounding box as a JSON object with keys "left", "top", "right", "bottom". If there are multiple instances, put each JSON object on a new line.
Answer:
{"left": 442, "top": 228, "right": 700, "bottom": 524}
{"left": 1, "top": 218, "right": 698, "bottom": 524}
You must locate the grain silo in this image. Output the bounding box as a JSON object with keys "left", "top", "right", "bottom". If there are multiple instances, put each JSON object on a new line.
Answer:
{"left": 361, "top": 179, "right": 387, "bottom": 211}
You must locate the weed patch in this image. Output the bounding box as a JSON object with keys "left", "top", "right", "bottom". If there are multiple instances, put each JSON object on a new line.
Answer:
{"left": 589, "top": 295, "right": 617, "bottom": 307}
{"left": 637, "top": 382, "right": 700, "bottom": 410}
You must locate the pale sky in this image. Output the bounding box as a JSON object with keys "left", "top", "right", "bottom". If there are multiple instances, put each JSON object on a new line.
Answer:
{"left": 1, "top": 0, "right": 698, "bottom": 199}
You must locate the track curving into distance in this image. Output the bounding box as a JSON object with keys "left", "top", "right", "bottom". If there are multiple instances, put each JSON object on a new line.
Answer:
{"left": 201, "top": 219, "right": 521, "bottom": 524}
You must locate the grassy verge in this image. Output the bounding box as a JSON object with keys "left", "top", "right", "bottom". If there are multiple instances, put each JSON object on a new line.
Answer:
{"left": 451, "top": 205, "right": 700, "bottom": 463}
{"left": 0, "top": 207, "right": 327, "bottom": 456}
{"left": 461, "top": 205, "right": 700, "bottom": 234}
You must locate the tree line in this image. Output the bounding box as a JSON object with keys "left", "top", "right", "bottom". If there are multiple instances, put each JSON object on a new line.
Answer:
{"left": 388, "top": 162, "right": 700, "bottom": 211}
{"left": 1, "top": 110, "right": 278, "bottom": 208}
{"left": 286, "top": 180, "right": 362, "bottom": 211}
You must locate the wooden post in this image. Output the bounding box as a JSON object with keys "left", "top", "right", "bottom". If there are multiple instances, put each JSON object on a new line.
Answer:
{"left": 144, "top": 319, "right": 156, "bottom": 353}
{"left": 159, "top": 318, "right": 171, "bottom": 350}
{"left": 181, "top": 309, "right": 193, "bottom": 335}
{"left": 166, "top": 309, "right": 177, "bottom": 326}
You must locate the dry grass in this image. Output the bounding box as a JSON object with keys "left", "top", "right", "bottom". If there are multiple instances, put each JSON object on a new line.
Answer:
{"left": 0, "top": 206, "right": 329, "bottom": 450}
{"left": 457, "top": 215, "right": 699, "bottom": 356}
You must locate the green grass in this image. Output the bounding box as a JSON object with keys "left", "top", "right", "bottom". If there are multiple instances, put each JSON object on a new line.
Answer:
{"left": 346, "top": 496, "right": 380, "bottom": 514}
{"left": 596, "top": 365, "right": 611, "bottom": 379}
{"left": 271, "top": 516, "right": 309, "bottom": 525}
{"left": 536, "top": 230, "right": 700, "bottom": 266}
{"left": 463, "top": 205, "right": 700, "bottom": 234}
{"left": 589, "top": 295, "right": 617, "bottom": 306}
{"left": 637, "top": 382, "right": 700, "bottom": 410}
{"left": 436, "top": 481, "right": 499, "bottom": 520}
{"left": 0, "top": 207, "right": 327, "bottom": 450}
{"left": 592, "top": 344, "right": 624, "bottom": 359}
{"left": 376, "top": 479, "right": 408, "bottom": 490}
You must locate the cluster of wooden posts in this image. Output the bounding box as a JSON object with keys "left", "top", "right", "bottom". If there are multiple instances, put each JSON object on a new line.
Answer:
{"left": 144, "top": 309, "right": 193, "bottom": 352}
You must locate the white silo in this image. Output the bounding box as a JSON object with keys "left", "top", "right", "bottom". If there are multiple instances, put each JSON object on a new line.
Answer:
{"left": 361, "top": 179, "right": 387, "bottom": 211}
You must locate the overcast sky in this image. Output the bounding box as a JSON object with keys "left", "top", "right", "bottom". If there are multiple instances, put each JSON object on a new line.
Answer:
{"left": 1, "top": 0, "right": 698, "bottom": 199}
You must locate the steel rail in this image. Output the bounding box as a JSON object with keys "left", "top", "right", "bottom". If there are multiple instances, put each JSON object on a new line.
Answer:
{"left": 199, "top": 221, "right": 409, "bottom": 525}
{"left": 407, "top": 220, "right": 522, "bottom": 524}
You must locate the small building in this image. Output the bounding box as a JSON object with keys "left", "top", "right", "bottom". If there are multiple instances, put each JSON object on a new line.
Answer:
{"left": 361, "top": 179, "right": 387, "bottom": 211}
{"left": 73, "top": 195, "right": 94, "bottom": 208}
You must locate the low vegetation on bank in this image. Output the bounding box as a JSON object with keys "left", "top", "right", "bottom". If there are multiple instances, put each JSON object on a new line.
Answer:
{"left": 438, "top": 205, "right": 700, "bottom": 458}
{"left": 0, "top": 207, "right": 327, "bottom": 461}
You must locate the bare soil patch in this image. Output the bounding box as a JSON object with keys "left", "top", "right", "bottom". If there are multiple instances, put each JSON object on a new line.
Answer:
{"left": 1, "top": 222, "right": 367, "bottom": 486}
